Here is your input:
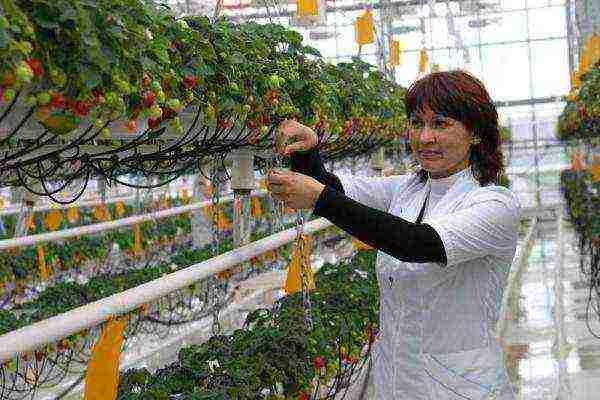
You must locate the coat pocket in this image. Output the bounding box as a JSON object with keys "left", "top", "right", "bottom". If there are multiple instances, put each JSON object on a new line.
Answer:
{"left": 423, "top": 346, "right": 515, "bottom": 400}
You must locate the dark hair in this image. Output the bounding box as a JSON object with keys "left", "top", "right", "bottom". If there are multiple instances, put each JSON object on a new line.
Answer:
{"left": 404, "top": 70, "right": 504, "bottom": 186}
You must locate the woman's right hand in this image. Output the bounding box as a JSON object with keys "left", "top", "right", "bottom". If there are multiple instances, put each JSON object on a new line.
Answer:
{"left": 276, "top": 119, "right": 318, "bottom": 156}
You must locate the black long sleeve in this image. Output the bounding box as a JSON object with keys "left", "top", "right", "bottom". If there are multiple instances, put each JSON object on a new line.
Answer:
{"left": 290, "top": 149, "right": 447, "bottom": 265}
{"left": 290, "top": 148, "right": 344, "bottom": 193}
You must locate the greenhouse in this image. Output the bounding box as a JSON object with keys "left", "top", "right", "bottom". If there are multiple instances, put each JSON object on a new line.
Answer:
{"left": 0, "top": 0, "right": 598, "bottom": 399}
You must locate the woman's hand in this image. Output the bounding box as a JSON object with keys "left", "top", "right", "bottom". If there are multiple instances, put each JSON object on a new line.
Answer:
{"left": 276, "top": 119, "right": 318, "bottom": 156}
{"left": 267, "top": 170, "right": 325, "bottom": 210}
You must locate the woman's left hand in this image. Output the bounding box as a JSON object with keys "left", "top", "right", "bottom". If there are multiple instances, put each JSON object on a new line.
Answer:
{"left": 267, "top": 170, "right": 325, "bottom": 210}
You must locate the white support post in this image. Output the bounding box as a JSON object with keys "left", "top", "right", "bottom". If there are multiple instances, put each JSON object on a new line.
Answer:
{"left": 230, "top": 149, "right": 255, "bottom": 249}
{"left": 98, "top": 177, "right": 107, "bottom": 203}
{"left": 14, "top": 189, "right": 35, "bottom": 238}
{"left": 370, "top": 148, "right": 386, "bottom": 177}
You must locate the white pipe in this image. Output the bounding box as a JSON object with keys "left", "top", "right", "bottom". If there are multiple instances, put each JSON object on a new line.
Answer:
{"left": 0, "top": 194, "right": 136, "bottom": 217}
{"left": 0, "top": 217, "right": 332, "bottom": 361}
{"left": 496, "top": 217, "right": 538, "bottom": 340}
{"left": 0, "top": 190, "right": 268, "bottom": 250}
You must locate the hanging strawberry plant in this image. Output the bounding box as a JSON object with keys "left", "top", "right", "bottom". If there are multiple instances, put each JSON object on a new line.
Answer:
{"left": 557, "top": 62, "right": 600, "bottom": 140}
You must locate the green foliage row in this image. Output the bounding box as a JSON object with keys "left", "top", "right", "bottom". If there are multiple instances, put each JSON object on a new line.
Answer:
{"left": 117, "top": 251, "right": 379, "bottom": 400}
{"left": 558, "top": 64, "right": 600, "bottom": 140}
{"left": 0, "top": 1, "right": 405, "bottom": 145}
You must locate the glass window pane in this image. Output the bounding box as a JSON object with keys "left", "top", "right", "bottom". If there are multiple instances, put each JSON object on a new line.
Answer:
{"left": 530, "top": 39, "right": 570, "bottom": 98}
{"left": 480, "top": 11, "right": 528, "bottom": 43}
{"left": 393, "top": 17, "right": 425, "bottom": 51}
{"left": 453, "top": 16, "right": 482, "bottom": 47}
{"left": 481, "top": 43, "right": 531, "bottom": 101}
{"left": 463, "top": 46, "right": 483, "bottom": 77}
{"left": 498, "top": 105, "right": 534, "bottom": 125}
{"left": 500, "top": 0, "right": 527, "bottom": 10}
{"left": 528, "top": 7, "right": 567, "bottom": 40}
{"left": 395, "top": 50, "right": 420, "bottom": 88}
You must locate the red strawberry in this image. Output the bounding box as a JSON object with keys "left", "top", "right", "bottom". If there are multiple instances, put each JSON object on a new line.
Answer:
{"left": 148, "top": 117, "right": 161, "bottom": 129}
{"left": 125, "top": 120, "right": 137, "bottom": 133}
{"left": 162, "top": 107, "right": 177, "bottom": 120}
{"left": 142, "top": 74, "right": 151, "bottom": 87}
{"left": 50, "top": 93, "right": 67, "bottom": 109}
{"left": 143, "top": 92, "right": 156, "bottom": 108}
{"left": 26, "top": 59, "right": 44, "bottom": 77}
{"left": 183, "top": 74, "right": 198, "bottom": 89}
{"left": 74, "top": 101, "right": 92, "bottom": 117}
{"left": 2, "top": 71, "right": 15, "bottom": 87}
{"left": 259, "top": 114, "right": 270, "bottom": 126}
{"left": 313, "top": 356, "right": 325, "bottom": 370}
{"left": 298, "top": 393, "right": 310, "bottom": 400}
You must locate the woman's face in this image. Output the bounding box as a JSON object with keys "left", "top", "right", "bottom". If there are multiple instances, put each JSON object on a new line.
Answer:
{"left": 408, "top": 107, "right": 475, "bottom": 179}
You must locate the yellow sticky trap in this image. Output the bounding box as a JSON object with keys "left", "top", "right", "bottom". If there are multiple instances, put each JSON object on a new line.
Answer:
{"left": 84, "top": 317, "right": 126, "bottom": 400}
{"left": 133, "top": 224, "right": 142, "bottom": 255}
{"left": 115, "top": 201, "right": 126, "bottom": 218}
{"left": 0, "top": 196, "right": 5, "bottom": 208}
{"left": 590, "top": 155, "right": 600, "bottom": 182}
{"left": 217, "top": 209, "right": 232, "bottom": 231}
{"left": 251, "top": 196, "right": 263, "bottom": 218}
{"left": 571, "top": 151, "right": 586, "bottom": 172}
{"left": 93, "top": 205, "right": 111, "bottom": 222}
{"left": 418, "top": 48, "right": 429, "bottom": 73}
{"left": 587, "top": 35, "right": 600, "bottom": 67}
{"left": 44, "top": 209, "right": 63, "bottom": 231}
{"left": 27, "top": 214, "right": 36, "bottom": 232}
{"left": 390, "top": 39, "right": 401, "bottom": 66}
{"left": 355, "top": 10, "right": 375, "bottom": 46}
{"left": 66, "top": 207, "right": 80, "bottom": 224}
{"left": 297, "top": 0, "right": 318, "bottom": 17}
{"left": 37, "top": 245, "right": 51, "bottom": 281}
{"left": 284, "top": 235, "right": 315, "bottom": 295}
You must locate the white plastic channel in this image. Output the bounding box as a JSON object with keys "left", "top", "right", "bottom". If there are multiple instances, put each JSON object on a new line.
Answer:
{"left": 0, "top": 190, "right": 268, "bottom": 250}
{"left": 0, "top": 217, "right": 333, "bottom": 362}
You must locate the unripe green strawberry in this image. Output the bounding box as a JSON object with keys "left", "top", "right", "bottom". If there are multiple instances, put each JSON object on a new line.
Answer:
{"left": 37, "top": 92, "right": 51, "bottom": 105}
{"left": 25, "top": 95, "right": 37, "bottom": 106}
{"left": 16, "top": 62, "right": 34, "bottom": 84}
{"left": 149, "top": 105, "right": 162, "bottom": 119}
{"left": 115, "top": 79, "right": 131, "bottom": 94}
{"left": 166, "top": 98, "right": 182, "bottom": 111}
{"left": 3, "top": 89, "right": 15, "bottom": 103}
{"left": 100, "top": 128, "right": 111, "bottom": 139}
{"left": 50, "top": 69, "right": 67, "bottom": 86}
{"left": 18, "top": 41, "right": 33, "bottom": 55}
{"left": 0, "top": 16, "right": 9, "bottom": 29}
{"left": 150, "top": 80, "right": 162, "bottom": 92}
{"left": 156, "top": 90, "right": 166, "bottom": 103}
{"left": 93, "top": 118, "right": 105, "bottom": 129}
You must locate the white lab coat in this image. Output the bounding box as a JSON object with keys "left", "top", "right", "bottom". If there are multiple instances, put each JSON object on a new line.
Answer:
{"left": 337, "top": 166, "right": 520, "bottom": 400}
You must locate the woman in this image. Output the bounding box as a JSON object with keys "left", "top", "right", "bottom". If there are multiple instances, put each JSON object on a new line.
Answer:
{"left": 267, "top": 70, "right": 520, "bottom": 400}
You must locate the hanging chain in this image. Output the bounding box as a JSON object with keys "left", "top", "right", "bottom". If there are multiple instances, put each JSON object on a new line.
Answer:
{"left": 210, "top": 161, "right": 222, "bottom": 336}
{"left": 295, "top": 211, "right": 314, "bottom": 331}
